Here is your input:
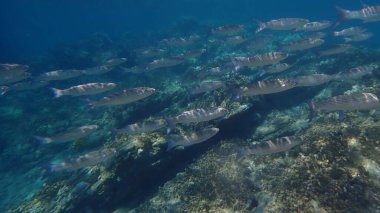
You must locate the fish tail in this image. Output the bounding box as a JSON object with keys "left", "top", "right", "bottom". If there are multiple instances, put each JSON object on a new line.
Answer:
{"left": 231, "top": 87, "right": 243, "bottom": 101}
{"left": 335, "top": 6, "right": 349, "bottom": 25}
{"left": 84, "top": 98, "right": 96, "bottom": 110}
{"left": 254, "top": 19, "right": 266, "bottom": 34}
{"left": 51, "top": 87, "right": 64, "bottom": 98}
{"left": 33, "top": 135, "right": 53, "bottom": 144}
{"left": 235, "top": 146, "right": 250, "bottom": 160}
{"left": 166, "top": 137, "right": 177, "bottom": 151}
{"left": 307, "top": 101, "right": 317, "bottom": 121}
{"left": 164, "top": 116, "right": 175, "bottom": 135}
{"left": 343, "top": 37, "right": 351, "bottom": 43}
{"left": 231, "top": 58, "right": 242, "bottom": 71}
{"left": 0, "top": 86, "right": 9, "bottom": 95}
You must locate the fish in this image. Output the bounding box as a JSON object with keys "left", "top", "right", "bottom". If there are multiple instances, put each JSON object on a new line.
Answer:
{"left": 244, "top": 36, "right": 273, "bottom": 51}
{"left": 304, "top": 32, "right": 327, "bottom": 40}
{"left": 344, "top": 32, "right": 373, "bottom": 42}
{"left": 36, "top": 69, "right": 83, "bottom": 81}
{"left": 175, "top": 49, "right": 206, "bottom": 60}
{"left": 223, "top": 35, "right": 248, "bottom": 45}
{"left": 165, "top": 107, "right": 228, "bottom": 134}
{"left": 336, "top": 4, "right": 380, "bottom": 23}
{"left": 262, "top": 63, "right": 292, "bottom": 74}
{"left": 238, "top": 136, "right": 304, "bottom": 156}
{"left": 294, "top": 74, "right": 334, "bottom": 87}
{"left": 136, "top": 47, "right": 166, "bottom": 59}
{"left": 333, "top": 27, "right": 367, "bottom": 37}
{"left": 211, "top": 24, "right": 245, "bottom": 35}
{"left": 87, "top": 87, "right": 155, "bottom": 108}
{"left": 82, "top": 66, "right": 113, "bottom": 75}
{"left": 282, "top": 38, "right": 324, "bottom": 52}
{"left": 123, "top": 64, "right": 149, "bottom": 74}
{"left": 308, "top": 92, "right": 380, "bottom": 120}
{"left": 34, "top": 125, "right": 99, "bottom": 145}
{"left": 236, "top": 79, "right": 297, "bottom": 98}
{"left": 102, "top": 58, "right": 127, "bottom": 67}
{"left": 48, "top": 147, "right": 117, "bottom": 172}
{"left": 116, "top": 118, "right": 167, "bottom": 135}
{"left": 296, "top": 21, "right": 332, "bottom": 31}
{"left": 334, "top": 65, "right": 374, "bottom": 80}
{"left": 51, "top": 83, "right": 117, "bottom": 98}
{"left": 145, "top": 58, "right": 185, "bottom": 71}
{"left": 166, "top": 127, "right": 219, "bottom": 151}
{"left": 0, "top": 72, "right": 31, "bottom": 85}
{"left": 9, "top": 80, "right": 49, "bottom": 91}
{"left": 188, "top": 80, "right": 226, "bottom": 95}
{"left": 231, "top": 52, "right": 288, "bottom": 70}
{"left": 255, "top": 18, "right": 309, "bottom": 34}
{"left": 0, "top": 63, "right": 29, "bottom": 77}
{"left": 319, "top": 44, "right": 352, "bottom": 56}
{"left": 160, "top": 35, "right": 200, "bottom": 47}
{"left": 0, "top": 86, "right": 9, "bottom": 95}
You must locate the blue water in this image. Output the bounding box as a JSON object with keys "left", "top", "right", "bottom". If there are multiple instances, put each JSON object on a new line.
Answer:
{"left": 1, "top": 0, "right": 380, "bottom": 212}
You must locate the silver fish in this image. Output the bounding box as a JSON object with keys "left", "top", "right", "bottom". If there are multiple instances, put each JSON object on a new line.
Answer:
{"left": 294, "top": 74, "right": 334, "bottom": 87}
{"left": 0, "top": 63, "right": 29, "bottom": 77}
{"left": 333, "top": 27, "right": 367, "bottom": 37}
{"left": 48, "top": 147, "right": 117, "bottom": 172}
{"left": 88, "top": 87, "right": 155, "bottom": 107}
{"left": 319, "top": 44, "right": 352, "bottom": 56}
{"left": 255, "top": 18, "right": 309, "bottom": 33}
{"left": 145, "top": 58, "right": 185, "bottom": 71}
{"left": 34, "top": 125, "right": 99, "bottom": 144}
{"left": 223, "top": 35, "right": 248, "bottom": 45}
{"left": 309, "top": 92, "right": 380, "bottom": 119}
{"left": 175, "top": 49, "right": 206, "bottom": 60}
{"left": 296, "top": 21, "right": 332, "bottom": 31}
{"left": 166, "top": 127, "right": 219, "bottom": 151}
{"left": 169, "top": 107, "right": 228, "bottom": 124}
{"left": 263, "top": 63, "right": 292, "bottom": 74}
{"left": 0, "top": 72, "right": 31, "bottom": 85}
{"left": 239, "top": 136, "right": 304, "bottom": 156}
{"left": 211, "top": 24, "right": 245, "bottom": 35}
{"left": 82, "top": 66, "right": 113, "bottom": 75}
{"left": 238, "top": 79, "right": 297, "bottom": 97}
{"left": 188, "top": 81, "right": 225, "bottom": 95}
{"left": 232, "top": 52, "right": 288, "bottom": 69}
{"left": 116, "top": 118, "right": 167, "bottom": 135}
{"left": 136, "top": 47, "right": 166, "bottom": 59}
{"left": 336, "top": 4, "right": 380, "bottom": 23}
{"left": 160, "top": 35, "right": 200, "bottom": 47}
{"left": 102, "top": 58, "right": 127, "bottom": 67}
{"left": 37, "top": 69, "right": 82, "bottom": 81}
{"left": 282, "top": 38, "right": 324, "bottom": 52}
{"left": 334, "top": 65, "right": 374, "bottom": 80}
{"left": 344, "top": 32, "right": 373, "bottom": 42}
{"left": 51, "top": 83, "right": 117, "bottom": 98}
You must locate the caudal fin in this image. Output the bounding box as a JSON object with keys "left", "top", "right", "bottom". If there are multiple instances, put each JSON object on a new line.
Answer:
{"left": 33, "top": 135, "right": 53, "bottom": 145}
{"left": 307, "top": 101, "right": 317, "bottom": 122}
{"left": 0, "top": 86, "right": 9, "bottom": 95}
{"left": 51, "top": 88, "right": 64, "bottom": 98}
{"left": 254, "top": 19, "right": 266, "bottom": 34}
{"left": 335, "top": 6, "right": 350, "bottom": 25}
{"left": 164, "top": 116, "right": 175, "bottom": 135}
{"left": 166, "top": 137, "right": 178, "bottom": 151}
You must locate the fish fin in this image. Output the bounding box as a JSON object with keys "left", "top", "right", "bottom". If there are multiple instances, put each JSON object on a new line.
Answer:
{"left": 166, "top": 137, "right": 178, "bottom": 151}
{"left": 0, "top": 86, "right": 9, "bottom": 95}
{"left": 231, "top": 58, "right": 242, "bottom": 71}
{"left": 51, "top": 88, "right": 64, "bottom": 98}
{"left": 164, "top": 116, "right": 175, "bottom": 135}
{"left": 343, "top": 37, "right": 351, "bottom": 43}
{"left": 338, "top": 111, "right": 345, "bottom": 121}
{"left": 235, "top": 146, "right": 251, "bottom": 160}
{"left": 45, "top": 163, "right": 64, "bottom": 172}
{"left": 258, "top": 69, "right": 266, "bottom": 77}
{"left": 83, "top": 98, "right": 96, "bottom": 110}
{"left": 335, "top": 6, "right": 349, "bottom": 25}
{"left": 33, "top": 135, "right": 53, "bottom": 144}
{"left": 231, "top": 87, "right": 243, "bottom": 101}
{"left": 307, "top": 101, "right": 317, "bottom": 122}
{"left": 253, "top": 19, "right": 266, "bottom": 34}
{"left": 109, "top": 128, "right": 119, "bottom": 141}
